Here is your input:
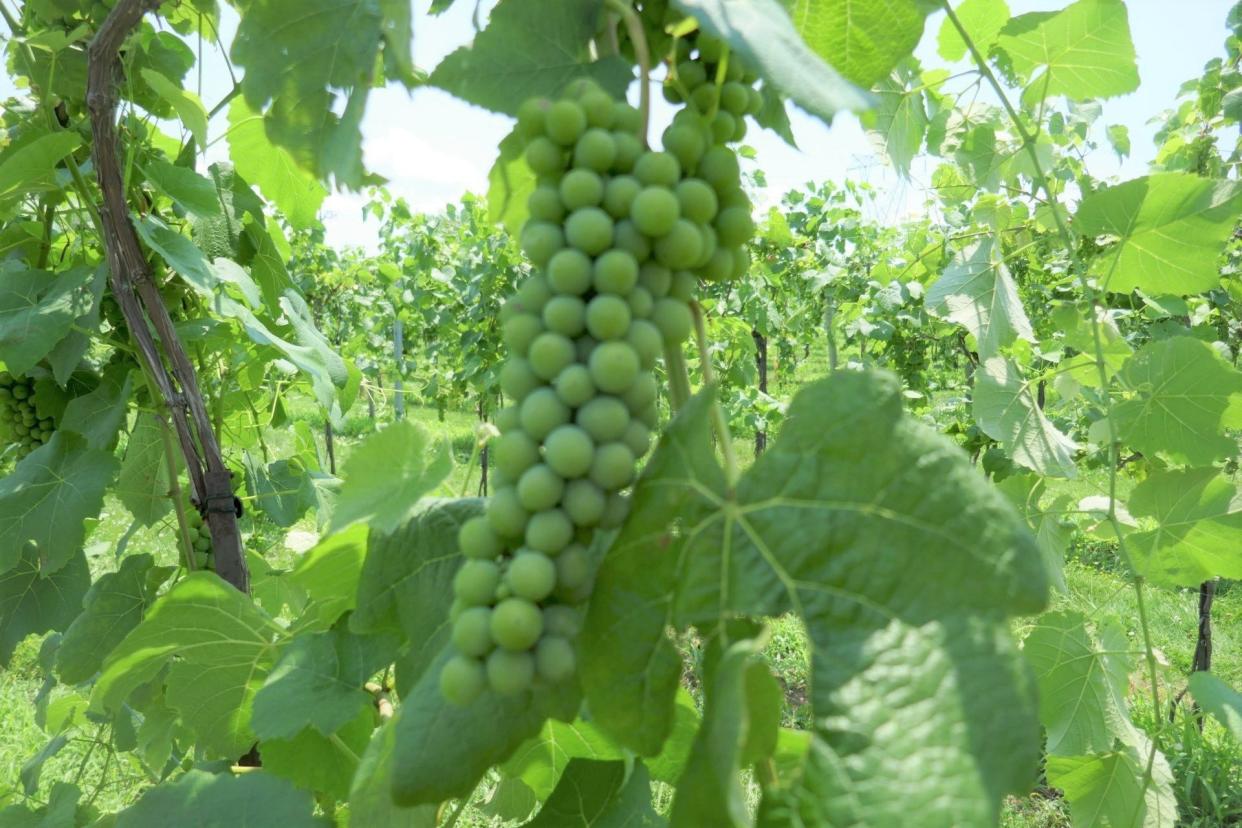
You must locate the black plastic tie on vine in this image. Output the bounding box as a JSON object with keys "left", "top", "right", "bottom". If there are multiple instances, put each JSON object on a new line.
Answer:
{"left": 204, "top": 492, "right": 243, "bottom": 518}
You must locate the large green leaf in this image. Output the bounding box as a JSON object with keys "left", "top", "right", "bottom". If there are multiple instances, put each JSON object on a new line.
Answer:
{"left": 260, "top": 707, "right": 375, "bottom": 800}
{"left": 329, "top": 423, "right": 453, "bottom": 535}
{"left": 226, "top": 98, "right": 326, "bottom": 229}
{"left": 489, "top": 130, "right": 536, "bottom": 236}
{"left": 1189, "top": 672, "right": 1242, "bottom": 741}
{"left": 938, "top": 0, "right": 1010, "bottom": 62}
{"left": 584, "top": 373, "right": 1047, "bottom": 825}
{"left": 348, "top": 720, "right": 438, "bottom": 828}
{"left": 1113, "top": 337, "right": 1242, "bottom": 466}
{"left": 58, "top": 366, "right": 132, "bottom": 451}
{"left": 785, "top": 0, "right": 933, "bottom": 87}
{"left": 0, "top": 264, "right": 98, "bottom": 377}
{"left": 140, "top": 157, "right": 220, "bottom": 217}
{"left": 0, "top": 132, "right": 81, "bottom": 206}
{"left": 1074, "top": 174, "right": 1242, "bottom": 296}
{"left": 996, "top": 0, "right": 1138, "bottom": 102}
{"left": 926, "top": 238, "right": 1034, "bottom": 359}
{"left": 672, "top": 0, "right": 872, "bottom": 124}
{"left": 973, "top": 357, "right": 1078, "bottom": 478}
{"left": 90, "top": 573, "right": 282, "bottom": 758}
{"left": 867, "top": 62, "right": 928, "bottom": 176}
{"left": 1126, "top": 469, "right": 1242, "bottom": 587}
{"left": 1045, "top": 738, "right": 1177, "bottom": 828}
{"left": 523, "top": 760, "right": 664, "bottom": 828}
{"left": 113, "top": 769, "right": 327, "bottom": 827}
{"left": 0, "top": 547, "right": 89, "bottom": 666}
{"left": 429, "top": 0, "right": 631, "bottom": 116}
{"left": 139, "top": 68, "right": 208, "bottom": 148}
{"left": 0, "top": 432, "right": 119, "bottom": 575}
{"left": 117, "top": 412, "right": 174, "bottom": 526}
{"left": 287, "top": 524, "right": 369, "bottom": 629}
{"left": 502, "top": 717, "right": 627, "bottom": 799}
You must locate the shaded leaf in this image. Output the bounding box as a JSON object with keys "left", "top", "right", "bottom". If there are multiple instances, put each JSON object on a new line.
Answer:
{"left": 974, "top": 357, "right": 1078, "bottom": 478}
{"left": 926, "top": 238, "right": 1034, "bottom": 358}
{"left": 329, "top": 422, "right": 453, "bottom": 535}
{"left": 0, "top": 547, "right": 89, "bottom": 666}
{"left": 113, "top": 769, "right": 327, "bottom": 827}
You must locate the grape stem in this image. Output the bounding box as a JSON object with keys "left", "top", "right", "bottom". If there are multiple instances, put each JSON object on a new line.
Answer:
{"left": 605, "top": 0, "right": 650, "bottom": 147}
{"left": 691, "top": 302, "right": 739, "bottom": 486}
{"left": 664, "top": 343, "right": 692, "bottom": 411}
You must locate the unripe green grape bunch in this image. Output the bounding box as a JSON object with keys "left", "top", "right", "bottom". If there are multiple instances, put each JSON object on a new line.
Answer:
{"left": 184, "top": 506, "right": 214, "bottom": 570}
{"left": 0, "top": 372, "right": 55, "bottom": 460}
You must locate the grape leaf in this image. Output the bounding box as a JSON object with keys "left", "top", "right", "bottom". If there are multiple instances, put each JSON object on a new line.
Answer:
{"left": 0, "top": 780, "right": 81, "bottom": 827}
{"left": 140, "top": 157, "right": 220, "bottom": 217}
{"left": 1045, "top": 738, "right": 1177, "bottom": 828}
{"left": 138, "top": 68, "right": 208, "bottom": 148}
{"left": 0, "top": 547, "right": 89, "bottom": 666}
{"left": 489, "top": 130, "right": 536, "bottom": 236}
{"left": 243, "top": 454, "right": 321, "bottom": 528}
{"left": 502, "top": 718, "right": 627, "bottom": 799}
{"left": 329, "top": 424, "right": 453, "bottom": 535}
{"left": 260, "top": 707, "right": 375, "bottom": 800}
{"left": 973, "top": 357, "right": 1078, "bottom": 478}
{"left": 938, "top": 0, "right": 1010, "bottom": 62}
{"left": 113, "top": 769, "right": 327, "bottom": 827}
{"left": 867, "top": 62, "right": 928, "bottom": 176}
{"left": 0, "top": 132, "right": 81, "bottom": 206}
{"left": 1189, "top": 672, "right": 1242, "bottom": 741}
{"left": 524, "top": 760, "right": 663, "bottom": 828}
{"left": 45, "top": 265, "right": 106, "bottom": 387}
{"left": 287, "top": 524, "right": 369, "bottom": 629}
{"left": 0, "top": 264, "right": 98, "bottom": 377}
{"left": 117, "top": 412, "right": 174, "bottom": 526}
{"left": 1112, "top": 337, "right": 1242, "bottom": 466}
{"left": 226, "top": 98, "right": 326, "bottom": 229}
{"left": 0, "top": 432, "right": 119, "bottom": 576}
{"left": 1126, "top": 469, "right": 1242, "bottom": 587}
{"left": 926, "top": 238, "right": 1035, "bottom": 359}
{"left": 59, "top": 366, "right": 132, "bottom": 451}
{"left": 584, "top": 371, "right": 1047, "bottom": 825}
{"left": 429, "top": 0, "right": 631, "bottom": 116}
{"left": 785, "top": 0, "right": 934, "bottom": 88}
{"left": 996, "top": 0, "right": 1139, "bottom": 102}
{"left": 1074, "top": 173, "right": 1242, "bottom": 296}
{"left": 672, "top": 0, "right": 872, "bottom": 124}
{"left": 348, "top": 720, "right": 439, "bottom": 828}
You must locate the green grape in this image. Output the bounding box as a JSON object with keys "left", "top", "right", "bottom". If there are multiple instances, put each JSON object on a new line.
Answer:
{"left": 630, "top": 187, "right": 679, "bottom": 236}
{"left": 554, "top": 364, "right": 595, "bottom": 407}
{"left": 626, "top": 319, "right": 663, "bottom": 369}
{"left": 670, "top": 269, "right": 697, "bottom": 302}
{"left": 593, "top": 250, "right": 639, "bottom": 294}
{"left": 525, "top": 137, "right": 565, "bottom": 176}
{"left": 694, "top": 223, "right": 718, "bottom": 268}
{"left": 528, "top": 332, "right": 576, "bottom": 381}
{"left": 559, "top": 169, "right": 604, "bottom": 209}
{"left": 454, "top": 559, "right": 501, "bottom": 606}
{"left": 521, "top": 220, "right": 564, "bottom": 267}
{"left": 459, "top": 515, "right": 503, "bottom": 560}
{"left": 698, "top": 145, "right": 740, "bottom": 189}
{"left": 547, "top": 249, "right": 593, "bottom": 295}
{"left": 486, "top": 649, "right": 534, "bottom": 696}
{"left": 500, "top": 357, "right": 540, "bottom": 400}
{"left": 543, "top": 296, "right": 587, "bottom": 337}
{"left": 634, "top": 151, "right": 681, "bottom": 187}
{"left": 590, "top": 442, "right": 636, "bottom": 490}
{"left": 710, "top": 110, "right": 736, "bottom": 143}
{"left": 638, "top": 403, "right": 660, "bottom": 429}
{"left": 507, "top": 551, "right": 557, "bottom": 601}
{"left": 487, "top": 486, "right": 530, "bottom": 539}
{"left": 543, "top": 424, "right": 594, "bottom": 478}
{"left": 624, "top": 420, "right": 652, "bottom": 458}
{"left": 721, "top": 81, "right": 750, "bottom": 115}
{"left": 662, "top": 124, "right": 705, "bottom": 170}
{"left": 525, "top": 508, "right": 573, "bottom": 553}
{"left": 676, "top": 178, "right": 718, "bottom": 224}
{"left": 11, "top": 385, "right": 27, "bottom": 400}
{"left": 502, "top": 314, "right": 544, "bottom": 355}
{"left": 662, "top": 82, "right": 684, "bottom": 104}
{"left": 690, "top": 84, "right": 719, "bottom": 114}
{"left": 573, "top": 128, "right": 617, "bottom": 171}
{"left": 651, "top": 298, "right": 693, "bottom": 344}
{"left": 562, "top": 478, "right": 605, "bottom": 526}
{"left": 676, "top": 60, "right": 707, "bottom": 88}
{"left": 452, "top": 607, "right": 494, "bottom": 657}
{"left": 715, "top": 205, "right": 754, "bottom": 246}
{"left": 580, "top": 91, "right": 614, "bottom": 127}
{"left": 555, "top": 545, "right": 592, "bottom": 598}
{"left": 628, "top": 285, "right": 654, "bottom": 319}
{"left": 585, "top": 295, "right": 631, "bottom": 340}
{"left": 731, "top": 117, "right": 748, "bottom": 142}
{"left": 611, "top": 102, "right": 642, "bottom": 132}
{"left": 613, "top": 131, "right": 643, "bottom": 172}
{"left": 731, "top": 246, "right": 751, "bottom": 279}
{"left": 564, "top": 207, "right": 614, "bottom": 255}
{"left": 639, "top": 263, "right": 672, "bottom": 297}
{"left": 493, "top": 430, "right": 539, "bottom": 479}
{"left": 193, "top": 549, "right": 211, "bottom": 570}
{"left": 495, "top": 406, "right": 520, "bottom": 433}
{"left": 441, "top": 655, "right": 487, "bottom": 705}
{"left": 599, "top": 492, "right": 631, "bottom": 529}
{"left": 700, "top": 247, "right": 734, "bottom": 281}
{"left": 528, "top": 184, "right": 565, "bottom": 222}
{"left": 654, "top": 220, "right": 704, "bottom": 269}
{"left": 535, "top": 636, "right": 576, "bottom": 683}
{"left": 519, "top": 388, "right": 570, "bottom": 440}
{"left": 546, "top": 99, "right": 587, "bottom": 146}
{"left": 698, "top": 33, "right": 724, "bottom": 62}
{"left": 516, "top": 97, "right": 549, "bottom": 137}
{"left": 603, "top": 175, "right": 640, "bottom": 218}
{"left": 612, "top": 220, "right": 652, "bottom": 263}
{"left": 717, "top": 186, "right": 750, "bottom": 210}
{"left": 490, "top": 597, "right": 544, "bottom": 652}
{"left": 589, "top": 341, "right": 640, "bottom": 394}
{"left": 194, "top": 536, "right": 211, "bottom": 553}
{"left": 576, "top": 396, "right": 629, "bottom": 442}
{"left": 517, "top": 463, "right": 565, "bottom": 512}
{"left": 543, "top": 605, "right": 582, "bottom": 638}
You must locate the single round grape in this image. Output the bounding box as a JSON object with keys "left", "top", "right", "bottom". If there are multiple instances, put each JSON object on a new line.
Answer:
{"left": 487, "top": 649, "right": 535, "bottom": 696}
{"left": 500, "top": 357, "right": 541, "bottom": 401}
{"left": 634, "top": 151, "right": 681, "bottom": 187}
{"left": 535, "top": 636, "right": 576, "bottom": 683}
{"left": 580, "top": 91, "right": 614, "bottom": 127}
{"left": 746, "top": 86, "right": 763, "bottom": 115}
{"left": 519, "top": 388, "right": 570, "bottom": 440}
{"left": 694, "top": 223, "right": 718, "bottom": 268}
{"left": 626, "top": 319, "right": 663, "bottom": 369}
{"left": 554, "top": 364, "right": 595, "bottom": 407}
{"left": 589, "top": 341, "right": 640, "bottom": 394}
{"left": 528, "top": 332, "right": 576, "bottom": 381}
{"left": 731, "top": 117, "right": 748, "bottom": 142}
{"left": 593, "top": 249, "right": 639, "bottom": 294}
{"left": 690, "top": 83, "right": 720, "bottom": 114}
{"left": 623, "top": 419, "right": 652, "bottom": 458}
{"left": 613, "top": 220, "right": 652, "bottom": 263}
{"left": 573, "top": 128, "right": 617, "bottom": 172}
{"left": 516, "top": 97, "right": 549, "bottom": 136}
{"left": 630, "top": 187, "right": 679, "bottom": 237}
{"left": 547, "top": 249, "right": 593, "bottom": 295}
{"left": 544, "top": 424, "right": 594, "bottom": 478}
{"left": 507, "top": 551, "right": 557, "bottom": 601}
{"left": 720, "top": 81, "right": 750, "bottom": 115}
{"left": 452, "top": 607, "right": 494, "bottom": 656}
{"left": 698, "top": 146, "right": 740, "bottom": 190}
{"left": 459, "top": 515, "right": 503, "bottom": 560}
{"left": 562, "top": 478, "right": 605, "bottom": 526}
{"left": 11, "top": 385, "right": 27, "bottom": 400}
{"left": 611, "top": 102, "right": 642, "bottom": 132}
{"left": 503, "top": 314, "right": 544, "bottom": 355}
{"left": 493, "top": 430, "right": 540, "bottom": 479}
{"left": 586, "top": 295, "right": 631, "bottom": 340}
{"left": 194, "top": 536, "right": 211, "bottom": 553}
{"left": 670, "top": 269, "right": 697, "bottom": 302}
{"left": 543, "top": 605, "right": 582, "bottom": 638}
{"left": 725, "top": 56, "right": 746, "bottom": 82}
{"left": 639, "top": 263, "right": 672, "bottom": 297}
{"left": 710, "top": 110, "right": 736, "bottom": 143}
{"left": 546, "top": 99, "right": 587, "bottom": 146}
{"left": 654, "top": 220, "right": 704, "bottom": 269}
{"left": 495, "top": 405, "right": 520, "bottom": 433}
{"left": 542, "top": 295, "right": 587, "bottom": 337}
{"left": 717, "top": 186, "right": 750, "bottom": 210}
{"left": 700, "top": 247, "right": 734, "bottom": 282}
{"left": 487, "top": 486, "right": 530, "bottom": 539}
{"left": 559, "top": 169, "right": 604, "bottom": 210}
{"left": 628, "top": 286, "right": 654, "bottom": 319}
{"left": 651, "top": 298, "right": 693, "bottom": 344}
{"left": 603, "top": 175, "right": 641, "bottom": 218}
{"left": 527, "top": 184, "right": 565, "bottom": 222}
{"left": 599, "top": 491, "right": 631, "bottom": 529}
{"left": 526, "top": 508, "right": 574, "bottom": 554}
{"left": 715, "top": 205, "right": 754, "bottom": 246}
{"left": 564, "top": 208, "right": 613, "bottom": 255}
{"left": 663, "top": 80, "right": 684, "bottom": 104}
{"left": 637, "top": 403, "right": 659, "bottom": 430}
{"left": 526, "top": 137, "right": 565, "bottom": 176}
{"left": 676, "top": 59, "right": 707, "bottom": 88}
{"left": 613, "top": 131, "right": 643, "bottom": 172}
{"left": 517, "top": 463, "right": 565, "bottom": 512}
{"left": 555, "top": 545, "right": 592, "bottom": 596}
{"left": 731, "top": 246, "right": 751, "bottom": 279}
{"left": 591, "top": 442, "right": 636, "bottom": 490}
{"left": 520, "top": 221, "right": 564, "bottom": 267}
{"left": 676, "top": 178, "right": 718, "bottom": 224}
{"left": 441, "top": 655, "right": 487, "bottom": 705}
{"left": 576, "top": 396, "right": 630, "bottom": 442}
{"left": 454, "top": 559, "right": 501, "bottom": 606}
{"left": 490, "top": 597, "right": 544, "bottom": 651}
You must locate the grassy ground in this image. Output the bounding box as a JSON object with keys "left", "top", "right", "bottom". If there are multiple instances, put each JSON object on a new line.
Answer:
{"left": 2, "top": 391, "right": 1240, "bottom": 824}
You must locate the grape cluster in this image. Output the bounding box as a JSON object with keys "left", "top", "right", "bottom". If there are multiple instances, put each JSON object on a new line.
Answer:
{"left": 0, "top": 372, "right": 53, "bottom": 459}
{"left": 661, "top": 32, "right": 764, "bottom": 151}
{"left": 185, "top": 507, "right": 213, "bottom": 570}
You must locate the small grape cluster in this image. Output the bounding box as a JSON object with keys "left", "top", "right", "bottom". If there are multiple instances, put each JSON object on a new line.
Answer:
{"left": 0, "top": 372, "right": 54, "bottom": 459}
{"left": 185, "top": 507, "right": 214, "bottom": 570}
{"left": 661, "top": 32, "right": 764, "bottom": 150}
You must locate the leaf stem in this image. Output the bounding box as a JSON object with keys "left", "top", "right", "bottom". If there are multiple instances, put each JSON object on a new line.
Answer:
{"left": 691, "top": 301, "right": 738, "bottom": 485}
{"left": 664, "top": 343, "right": 691, "bottom": 411}
{"left": 605, "top": 0, "right": 650, "bottom": 147}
